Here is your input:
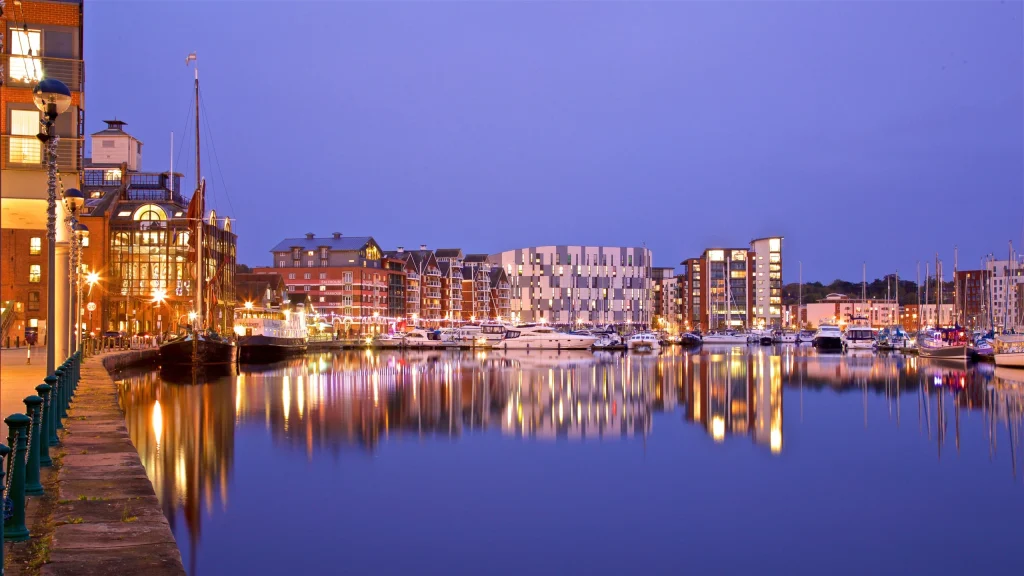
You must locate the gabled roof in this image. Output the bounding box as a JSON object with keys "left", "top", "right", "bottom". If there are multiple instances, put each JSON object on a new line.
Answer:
{"left": 434, "top": 248, "right": 463, "bottom": 259}
{"left": 489, "top": 267, "right": 509, "bottom": 286}
{"left": 464, "top": 253, "right": 489, "bottom": 263}
{"left": 270, "top": 236, "right": 374, "bottom": 253}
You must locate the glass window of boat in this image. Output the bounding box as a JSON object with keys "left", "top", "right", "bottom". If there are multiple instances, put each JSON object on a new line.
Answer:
{"left": 849, "top": 330, "right": 873, "bottom": 339}
{"left": 482, "top": 325, "right": 504, "bottom": 334}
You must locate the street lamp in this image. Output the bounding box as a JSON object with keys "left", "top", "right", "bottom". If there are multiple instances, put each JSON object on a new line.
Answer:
{"left": 35, "top": 78, "right": 72, "bottom": 374}
{"left": 70, "top": 218, "right": 88, "bottom": 352}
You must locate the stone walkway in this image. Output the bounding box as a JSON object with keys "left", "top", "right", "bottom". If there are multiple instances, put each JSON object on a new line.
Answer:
{"left": 17, "top": 351, "right": 184, "bottom": 576}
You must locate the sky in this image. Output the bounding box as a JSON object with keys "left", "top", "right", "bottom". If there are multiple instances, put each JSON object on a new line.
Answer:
{"left": 83, "top": 0, "right": 1023, "bottom": 282}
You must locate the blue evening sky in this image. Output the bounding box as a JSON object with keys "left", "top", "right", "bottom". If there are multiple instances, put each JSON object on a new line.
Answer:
{"left": 83, "top": 1, "right": 1023, "bottom": 282}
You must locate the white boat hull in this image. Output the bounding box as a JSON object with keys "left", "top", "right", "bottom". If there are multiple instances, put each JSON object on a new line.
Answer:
{"left": 844, "top": 340, "right": 875, "bottom": 351}
{"left": 994, "top": 352, "right": 1024, "bottom": 367}
{"left": 702, "top": 335, "right": 749, "bottom": 345}
{"left": 500, "top": 337, "right": 596, "bottom": 350}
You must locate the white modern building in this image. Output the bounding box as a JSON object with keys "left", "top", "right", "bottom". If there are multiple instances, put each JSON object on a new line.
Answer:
{"left": 750, "top": 237, "right": 783, "bottom": 328}
{"left": 987, "top": 256, "right": 1024, "bottom": 331}
{"left": 489, "top": 245, "right": 654, "bottom": 326}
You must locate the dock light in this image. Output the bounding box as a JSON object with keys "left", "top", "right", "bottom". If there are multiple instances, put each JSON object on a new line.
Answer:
{"left": 233, "top": 325, "right": 246, "bottom": 337}
{"left": 151, "top": 289, "right": 167, "bottom": 304}
{"left": 471, "top": 315, "right": 476, "bottom": 322}
{"left": 411, "top": 313, "right": 418, "bottom": 321}
{"left": 188, "top": 311, "right": 198, "bottom": 322}
{"left": 244, "top": 301, "right": 253, "bottom": 310}
{"left": 364, "top": 336, "right": 373, "bottom": 345}
{"left": 86, "top": 271, "right": 100, "bottom": 287}
{"left": 476, "top": 336, "right": 487, "bottom": 345}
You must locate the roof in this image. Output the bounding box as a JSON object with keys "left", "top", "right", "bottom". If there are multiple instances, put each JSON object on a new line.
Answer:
{"left": 270, "top": 236, "right": 374, "bottom": 253}
{"left": 434, "top": 248, "right": 463, "bottom": 258}
{"left": 489, "top": 267, "right": 509, "bottom": 285}
{"left": 464, "top": 253, "right": 489, "bottom": 263}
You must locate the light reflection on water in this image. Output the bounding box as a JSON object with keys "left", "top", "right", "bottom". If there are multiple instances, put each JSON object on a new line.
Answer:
{"left": 116, "top": 347, "right": 1024, "bottom": 576}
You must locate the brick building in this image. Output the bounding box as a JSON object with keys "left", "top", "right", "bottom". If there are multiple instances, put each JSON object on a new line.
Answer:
{"left": 257, "top": 234, "right": 391, "bottom": 335}
{"left": 433, "top": 248, "right": 464, "bottom": 325}
{"left": 955, "top": 269, "right": 991, "bottom": 329}
{"left": 461, "top": 254, "right": 492, "bottom": 321}
{"left": 1, "top": 0, "right": 85, "bottom": 347}
{"left": 679, "top": 249, "right": 755, "bottom": 332}
{"left": 679, "top": 258, "right": 700, "bottom": 331}
{"left": 651, "top": 266, "right": 680, "bottom": 333}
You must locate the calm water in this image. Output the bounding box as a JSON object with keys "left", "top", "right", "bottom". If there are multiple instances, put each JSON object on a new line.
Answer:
{"left": 115, "top": 347, "right": 1024, "bottom": 576}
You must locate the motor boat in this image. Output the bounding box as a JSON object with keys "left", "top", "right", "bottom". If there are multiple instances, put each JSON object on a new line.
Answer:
{"left": 773, "top": 330, "right": 798, "bottom": 344}
{"left": 234, "top": 305, "right": 307, "bottom": 362}
{"left": 757, "top": 329, "right": 774, "bottom": 346}
{"left": 372, "top": 333, "right": 405, "bottom": 348}
{"left": 795, "top": 329, "right": 816, "bottom": 344}
{"left": 876, "top": 326, "right": 912, "bottom": 351}
{"left": 592, "top": 332, "right": 625, "bottom": 350}
{"left": 993, "top": 333, "right": 1024, "bottom": 367}
{"left": 400, "top": 328, "right": 441, "bottom": 349}
{"left": 679, "top": 332, "right": 703, "bottom": 347}
{"left": 159, "top": 327, "right": 236, "bottom": 366}
{"left": 498, "top": 324, "right": 597, "bottom": 350}
{"left": 916, "top": 327, "right": 969, "bottom": 360}
{"left": 842, "top": 317, "right": 875, "bottom": 351}
{"left": 627, "top": 332, "right": 661, "bottom": 353}
{"left": 812, "top": 324, "right": 843, "bottom": 351}
{"left": 702, "top": 331, "right": 748, "bottom": 344}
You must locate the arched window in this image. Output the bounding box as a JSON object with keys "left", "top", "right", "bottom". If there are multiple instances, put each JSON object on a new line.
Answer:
{"left": 133, "top": 204, "right": 166, "bottom": 221}
{"left": 208, "top": 209, "right": 217, "bottom": 225}
{"left": 223, "top": 216, "right": 232, "bottom": 232}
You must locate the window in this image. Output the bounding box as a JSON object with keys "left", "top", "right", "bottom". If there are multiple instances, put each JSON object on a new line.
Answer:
{"left": 29, "top": 237, "right": 41, "bottom": 255}
{"left": 320, "top": 297, "right": 325, "bottom": 303}
{"left": 133, "top": 204, "right": 166, "bottom": 221}
{"left": 9, "top": 109, "right": 41, "bottom": 164}
{"left": 9, "top": 29, "right": 42, "bottom": 83}
{"left": 303, "top": 273, "right": 311, "bottom": 280}
{"left": 288, "top": 273, "right": 296, "bottom": 280}
{"left": 304, "top": 285, "right": 311, "bottom": 292}
{"left": 29, "top": 264, "right": 41, "bottom": 283}
{"left": 27, "top": 292, "right": 40, "bottom": 311}
{"left": 82, "top": 236, "right": 89, "bottom": 247}
{"left": 320, "top": 286, "right": 327, "bottom": 291}
{"left": 279, "top": 260, "right": 286, "bottom": 267}
{"left": 343, "top": 272, "right": 353, "bottom": 283}
{"left": 628, "top": 255, "right": 633, "bottom": 266}
{"left": 319, "top": 273, "right": 327, "bottom": 280}
{"left": 307, "top": 260, "right": 314, "bottom": 267}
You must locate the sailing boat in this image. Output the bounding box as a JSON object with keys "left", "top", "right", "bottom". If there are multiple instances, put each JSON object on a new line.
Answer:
{"left": 159, "top": 54, "right": 236, "bottom": 367}
{"left": 994, "top": 241, "right": 1024, "bottom": 367}
{"left": 917, "top": 255, "right": 968, "bottom": 360}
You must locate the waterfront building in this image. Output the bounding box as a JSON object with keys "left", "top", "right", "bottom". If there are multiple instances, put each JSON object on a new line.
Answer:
{"left": 256, "top": 233, "right": 387, "bottom": 334}
{"left": 384, "top": 255, "right": 408, "bottom": 325}
{"left": 383, "top": 248, "right": 421, "bottom": 323}
{"left": 750, "top": 237, "right": 783, "bottom": 328}
{"left": 1, "top": 0, "right": 85, "bottom": 348}
{"left": 235, "top": 273, "right": 288, "bottom": 308}
{"left": 698, "top": 248, "right": 754, "bottom": 331}
{"left": 488, "top": 245, "right": 654, "bottom": 326}
{"left": 651, "top": 267, "right": 680, "bottom": 333}
{"left": 78, "top": 121, "right": 237, "bottom": 336}
{"left": 434, "top": 248, "right": 464, "bottom": 324}
{"left": 955, "top": 269, "right": 991, "bottom": 329}
{"left": 403, "top": 246, "right": 442, "bottom": 327}
{"left": 489, "top": 267, "right": 512, "bottom": 321}
{"left": 804, "top": 294, "right": 899, "bottom": 329}
{"left": 461, "top": 254, "right": 492, "bottom": 321}
{"left": 900, "top": 303, "right": 956, "bottom": 331}
{"left": 679, "top": 258, "right": 701, "bottom": 331}
{"left": 986, "top": 257, "right": 1024, "bottom": 331}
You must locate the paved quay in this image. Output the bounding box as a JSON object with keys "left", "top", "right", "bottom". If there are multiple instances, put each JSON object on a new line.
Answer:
{"left": 4, "top": 349, "right": 185, "bottom": 576}
{"left": 1, "top": 347, "right": 46, "bottom": 440}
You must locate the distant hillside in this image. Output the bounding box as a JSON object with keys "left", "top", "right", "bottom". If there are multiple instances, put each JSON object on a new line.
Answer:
{"left": 782, "top": 277, "right": 956, "bottom": 306}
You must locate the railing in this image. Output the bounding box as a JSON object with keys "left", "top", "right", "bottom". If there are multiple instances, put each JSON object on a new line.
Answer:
{"left": 1, "top": 135, "right": 83, "bottom": 172}
{"left": 1, "top": 54, "right": 85, "bottom": 92}
{"left": 2, "top": 351, "right": 82, "bottom": 551}
{"left": 83, "top": 170, "right": 122, "bottom": 187}
{"left": 125, "top": 188, "right": 186, "bottom": 205}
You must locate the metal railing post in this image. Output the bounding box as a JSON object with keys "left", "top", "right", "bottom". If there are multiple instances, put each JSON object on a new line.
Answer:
{"left": 35, "top": 383, "right": 54, "bottom": 467}
{"left": 44, "top": 375, "right": 60, "bottom": 446}
{"left": 22, "top": 396, "right": 44, "bottom": 496}
{"left": 54, "top": 367, "right": 66, "bottom": 431}
{"left": 3, "top": 414, "right": 31, "bottom": 542}
{"left": 1, "top": 443, "right": 7, "bottom": 568}
{"left": 58, "top": 362, "right": 70, "bottom": 420}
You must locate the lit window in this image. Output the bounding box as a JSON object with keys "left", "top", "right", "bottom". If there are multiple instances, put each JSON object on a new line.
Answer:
{"left": 9, "top": 109, "right": 42, "bottom": 164}
{"left": 29, "top": 264, "right": 41, "bottom": 283}
{"left": 118, "top": 211, "right": 131, "bottom": 217}
{"left": 105, "top": 168, "right": 122, "bottom": 181}
{"left": 174, "top": 211, "right": 184, "bottom": 217}
{"left": 29, "top": 237, "right": 41, "bottom": 255}
{"left": 9, "top": 29, "right": 42, "bottom": 82}
{"left": 133, "top": 204, "right": 166, "bottom": 221}
{"left": 82, "top": 236, "right": 89, "bottom": 247}
{"left": 320, "top": 286, "right": 327, "bottom": 291}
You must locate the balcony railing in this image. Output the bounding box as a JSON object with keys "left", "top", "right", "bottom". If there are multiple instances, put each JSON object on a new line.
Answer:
{"left": 125, "top": 188, "right": 186, "bottom": 205}
{"left": 1, "top": 55, "right": 85, "bottom": 92}
{"left": 406, "top": 272, "right": 420, "bottom": 280}
{"left": 2, "top": 135, "right": 82, "bottom": 172}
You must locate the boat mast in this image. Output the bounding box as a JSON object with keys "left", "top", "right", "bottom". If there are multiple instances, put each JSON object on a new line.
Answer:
{"left": 798, "top": 261, "right": 802, "bottom": 329}
{"left": 895, "top": 269, "right": 899, "bottom": 326}
{"left": 1006, "top": 241, "right": 1012, "bottom": 331}
{"left": 189, "top": 53, "right": 205, "bottom": 331}
{"left": 916, "top": 262, "right": 921, "bottom": 331}
{"left": 954, "top": 246, "right": 959, "bottom": 327}
{"left": 935, "top": 254, "right": 941, "bottom": 328}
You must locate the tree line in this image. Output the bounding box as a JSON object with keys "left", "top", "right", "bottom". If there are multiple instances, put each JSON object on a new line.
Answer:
{"left": 782, "top": 276, "right": 957, "bottom": 306}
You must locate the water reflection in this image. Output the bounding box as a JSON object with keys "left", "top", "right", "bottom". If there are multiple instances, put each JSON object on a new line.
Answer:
{"left": 115, "top": 348, "right": 1024, "bottom": 575}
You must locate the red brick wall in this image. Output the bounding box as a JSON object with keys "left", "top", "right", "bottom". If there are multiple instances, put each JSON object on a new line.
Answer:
{"left": 0, "top": 229, "right": 50, "bottom": 339}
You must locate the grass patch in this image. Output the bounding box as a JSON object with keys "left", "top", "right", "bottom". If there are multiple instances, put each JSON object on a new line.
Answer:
{"left": 121, "top": 504, "right": 138, "bottom": 523}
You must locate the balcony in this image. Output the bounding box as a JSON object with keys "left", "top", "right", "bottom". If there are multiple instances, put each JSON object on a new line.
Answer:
{"left": 1, "top": 55, "right": 85, "bottom": 92}
{"left": 406, "top": 272, "right": 420, "bottom": 280}
{"left": 2, "top": 135, "right": 82, "bottom": 172}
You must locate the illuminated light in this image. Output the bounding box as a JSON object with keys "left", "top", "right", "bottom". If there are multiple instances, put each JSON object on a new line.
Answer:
{"left": 233, "top": 325, "right": 246, "bottom": 337}
{"left": 365, "top": 337, "right": 373, "bottom": 345}
{"left": 282, "top": 376, "right": 291, "bottom": 430}
{"left": 86, "top": 272, "right": 100, "bottom": 286}
{"left": 151, "top": 288, "right": 167, "bottom": 304}
{"left": 188, "top": 311, "right": 198, "bottom": 322}
{"left": 770, "top": 428, "right": 782, "bottom": 454}
{"left": 244, "top": 301, "right": 254, "bottom": 310}
{"left": 711, "top": 416, "right": 726, "bottom": 441}
{"left": 152, "top": 400, "right": 163, "bottom": 448}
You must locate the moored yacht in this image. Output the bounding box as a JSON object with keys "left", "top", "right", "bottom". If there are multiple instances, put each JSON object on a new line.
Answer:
{"left": 993, "top": 333, "right": 1024, "bottom": 367}
{"left": 917, "top": 327, "right": 969, "bottom": 360}
{"left": 234, "top": 305, "right": 307, "bottom": 362}
{"left": 812, "top": 323, "right": 843, "bottom": 351}
{"left": 842, "top": 316, "right": 875, "bottom": 351}
{"left": 499, "top": 324, "right": 597, "bottom": 350}
{"left": 627, "top": 332, "right": 661, "bottom": 352}
{"left": 702, "top": 331, "right": 748, "bottom": 344}
{"left": 401, "top": 328, "right": 442, "bottom": 349}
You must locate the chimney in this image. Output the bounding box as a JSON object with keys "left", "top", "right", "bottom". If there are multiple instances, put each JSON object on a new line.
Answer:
{"left": 397, "top": 246, "right": 404, "bottom": 253}
{"left": 305, "top": 233, "right": 315, "bottom": 240}
{"left": 420, "top": 244, "right": 427, "bottom": 250}
{"left": 332, "top": 232, "right": 342, "bottom": 239}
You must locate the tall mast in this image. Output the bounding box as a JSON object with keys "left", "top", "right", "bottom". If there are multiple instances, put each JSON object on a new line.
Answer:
{"left": 916, "top": 262, "right": 921, "bottom": 331}
{"left": 798, "top": 261, "right": 802, "bottom": 329}
{"left": 925, "top": 262, "right": 930, "bottom": 326}
{"left": 935, "top": 254, "right": 941, "bottom": 327}
{"left": 187, "top": 52, "right": 204, "bottom": 329}
{"left": 953, "top": 246, "right": 959, "bottom": 326}
{"left": 895, "top": 269, "right": 899, "bottom": 326}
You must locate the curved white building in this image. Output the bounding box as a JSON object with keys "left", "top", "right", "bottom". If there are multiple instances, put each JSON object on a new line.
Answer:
{"left": 488, "top": 246, "right": 654, "bottom": 326}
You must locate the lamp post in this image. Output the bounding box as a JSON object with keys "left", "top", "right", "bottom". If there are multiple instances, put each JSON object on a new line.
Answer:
{"left": 68, "top": 216, "right": 88, "bottom": 353}
{"left": 35, "top": 79, "right": 73, "bottom": 374}
{"left": 86, "top": 271, "right": 100, "bottom": 335}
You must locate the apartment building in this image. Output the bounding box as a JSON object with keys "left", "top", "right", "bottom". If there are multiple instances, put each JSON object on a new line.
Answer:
{"left": 489, "top": 245, "right": 654, "bottom": 326}
{"left": 256, "top": 233, "right": 389, "bottom": 334}
{"left": 433, "top": 248, "right": 464, "bottom": 324}
{"left": 1, "top": 0, "right": 85, "bottom": 347}
{"left": 987, "top": 257, "right": 1024, "bottom": 331}
{"left": 750, "top": 237, "right": 783, "bottom": 328}
{"left": 461, "top": 254, "right": 492, "bottom": 321}
{"left": 651, "top": 266, "right": 680, "bottom": 333}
